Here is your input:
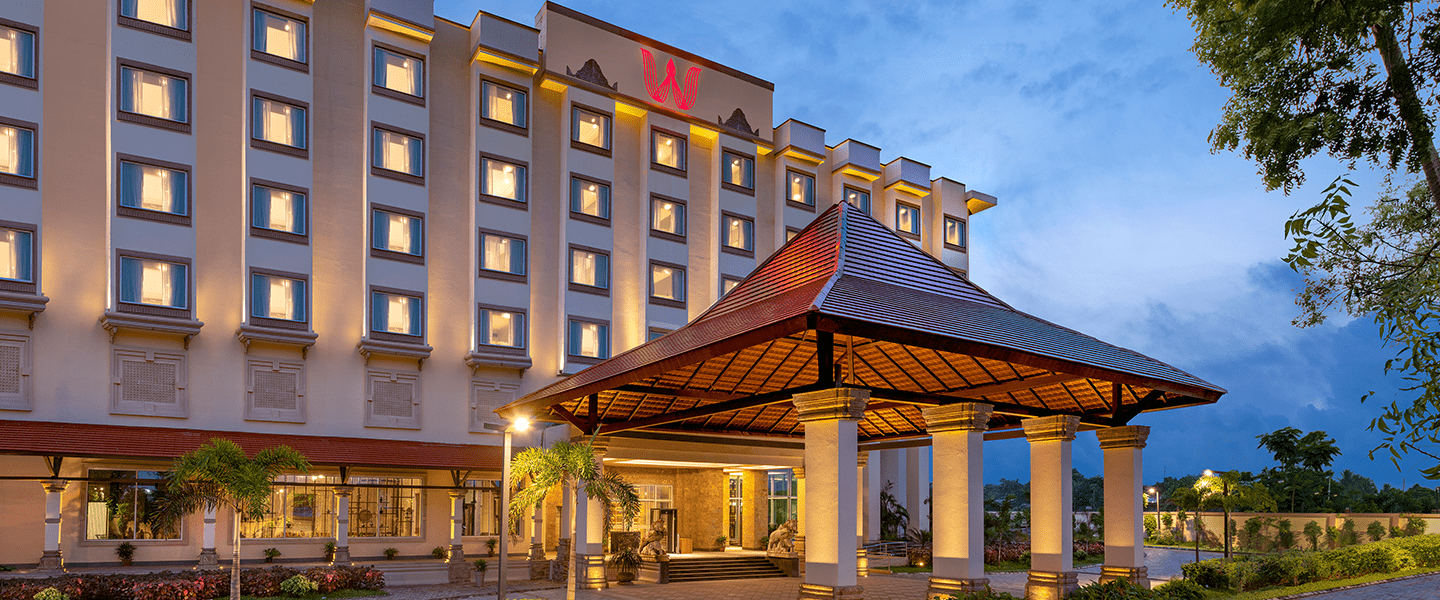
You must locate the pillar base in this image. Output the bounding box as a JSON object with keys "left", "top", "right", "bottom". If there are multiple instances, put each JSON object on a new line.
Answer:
{"left": 856, "top": 547, "right": 868, "bottom": 577}
{"left": 926, "top": 576, "right": 989, "bottom": 599}
{"left": 447, "top": 560, "right": 471, "bottom": 584}
{"left": 197, "top": 549, "right": 219, "bottom": 569}
{"left": 1099, "top": 565, "right": 1149, "bottom": 588}
{"left": 333, "top": 546, "right": 351, "bottom": 565}
{"left": 37, "top": 550, "right": 62, "bottom": 571}
{"left": 529, "top": 543, "right": 547, "bottom": 580}
{"left": 1026, "top": 570, "right": 1079, "bottom": 600}
{"left": 799, "top": 583, "right": 864, "bottom": 600}
{"left": 575, "top": 553, "right": 608, "bottom": 589}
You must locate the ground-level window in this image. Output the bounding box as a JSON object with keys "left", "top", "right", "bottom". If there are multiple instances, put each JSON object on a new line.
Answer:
{"left": 767, "top": 470, "right": 796, "bottom": 534}
{"left": 615, "top": 484, "right": 673, "bottom": 531}
{"left": 463, "top": 480, "right": 502, "bottom": 536}
{"left": 240, "top": 474, "right": 337, "bottom": 539}
{"left": 349, "top": 476, "right": 423, "bottom": 538}
{"left": 85, "top": 469, "right": 180, "bottom": 540}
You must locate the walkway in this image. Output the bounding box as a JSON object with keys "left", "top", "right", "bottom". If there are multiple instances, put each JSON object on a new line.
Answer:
{"left": 1303, "top": 572, "right": 1440, "bottom": 599}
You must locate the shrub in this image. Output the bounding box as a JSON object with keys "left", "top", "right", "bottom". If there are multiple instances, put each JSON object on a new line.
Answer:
{"left": 1180, "top": 558, "right": 1229, "bottom": 589}
{"left": 1303, "top": 521, "right": 1322, "bottom": 551}
{"left": 33, "top": 589, "right": 69, "bottom": 600}
{"left": 431, "top": 547, "right": 448, "bottom": 560}
{"left": 129, "top": 581, "right": 204, "bottom": 600}
{"left": 1367, "top": 521, "right": 1387, "bottom": 542}
{"left": 278, "top": 576, "right": 317, "bottom": 598}
{"left": 1404, "top": 516, "right": 1428, "bottom": 537}
{"left": 322, "top": 542, "right": 335, "bottom": 562}
{"left": 1340, "top": 519, "right": 1358, "bottom": 546}
{"left": 1152, "top": 579, "right": 1204, "bottom": 600}
{"left": 1275, "top": 521, "right": 1295, "bottom": 550}
{"left": 0, "top": 566, "right": 382, "bottom": 600}
{"left": 1067, "top": 579, "right": 1151, "bottom": 599}
{"left": 383, "top": 548, "right": 399, "bottom": 560}
{"left": 1143, "top": 515, "right": 1157, "bottom": 540}
{"left": 947, "top": 587, "right": 1022, "bottom": 600}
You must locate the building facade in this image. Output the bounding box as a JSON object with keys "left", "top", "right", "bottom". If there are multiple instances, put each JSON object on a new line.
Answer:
{"left": 0, "top": 0, "right": 996, "bottom": 571}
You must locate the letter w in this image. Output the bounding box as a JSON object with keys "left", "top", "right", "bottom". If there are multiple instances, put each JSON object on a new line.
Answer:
{"left": 642, "top": 49, "right": 700, "bottom": 110}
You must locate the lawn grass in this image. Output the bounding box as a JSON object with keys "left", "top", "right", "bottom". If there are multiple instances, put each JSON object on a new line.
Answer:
{"left": 215, "top": 590, "right": 387, "bottom": 600}
{"left": 1193, "top": 564, "right": 1440, "bottom": 600}
{"left": 888, "top": 555, "right": 1104, "bottom": 574}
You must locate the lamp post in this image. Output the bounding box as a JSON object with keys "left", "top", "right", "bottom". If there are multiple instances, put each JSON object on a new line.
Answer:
{"left": 485, "top": 416, "right": 531, "bottom": 600}
{"left": 1203, "top": 470, "right": 1231, "bottom": 559}
{"left": 1147, "top": 487, "right": 1158, "bottom": 544}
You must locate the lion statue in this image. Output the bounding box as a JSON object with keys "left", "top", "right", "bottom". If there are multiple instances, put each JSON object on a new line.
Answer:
{"left": 639, "top": 518, "right": 669, "bottom": 558}
{"left": 767, "top": 518, "right": 797, "bottom": 552}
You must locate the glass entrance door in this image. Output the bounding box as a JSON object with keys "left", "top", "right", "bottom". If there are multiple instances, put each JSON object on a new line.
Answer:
{"left": 727, "top": 474, "right": 743, "bottom": 546}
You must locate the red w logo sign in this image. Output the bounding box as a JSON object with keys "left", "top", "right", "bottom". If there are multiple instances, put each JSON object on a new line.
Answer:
{"left": 642, "top": 48, "right": 700, "bottom": 110}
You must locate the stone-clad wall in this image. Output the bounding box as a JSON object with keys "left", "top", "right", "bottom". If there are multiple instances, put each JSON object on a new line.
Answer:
{"left": 676, "top": 469, "right": 727, "bottom": 551}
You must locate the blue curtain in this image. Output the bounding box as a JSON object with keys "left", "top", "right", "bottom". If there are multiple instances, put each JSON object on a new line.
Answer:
{"left": 119, "top": 0, "right": 139, "bottom": 19}
{"left": 407, "top": 296, "right": 421, "bottom": 335}
{"left": 252, "top": 10, "right": 266, "bottom": 55}
{"left": 251, "top": 274, "right": 269, "bottom": 318}
{"left": 371, "top": 128, "right": 383, "bottom": 168}
{"left": 509, "top": 238, "right": 525, "bottom": 275}
{"left": 372, "top": 48, "right": 385, "bottom": 88}
{"left": 170, "top": 78, "right": 187, "bottom": 122}
{"left": 168, "top": 263, "right": 187, "bottom": 308}
{"left": 16, "top": 30, "right": 34, "bottom": 78}
{"left": 119, "top": 68, "right": 135, "bottom": 114}
{"left": 370, "top": 292, "right": 385, "bottom": 333}
{"left": 407, "top": 137, "right": 422, "bottom": 176}
{"left": 119, "top": 258, "right": 142, "bottom": 304}
{"left": 515, "top": 165, "right": 527, "bottom": 201}
{"left": 407, "top": 214, "right": 422, "bottom": 254}
{"left": 292, "top": 106, "right": 306, "bottom": 149}
{"left": 250, "top": 97, "right": 264, "bottom": 140}
{"left": 12, "top": 230, "right": 31, "bottom": 281}
{"left": 291, "top": 193, "right": 306, "bottom": 234}
{"left": 596, "top": 255, "right": 609, "bottom": 288}
{"left": 119, "top": 163, "right": 140, "bottom": 209}
{"left": 514, "top": 91, "right": 526, "bottom": 126}
{"left": 371, "top": 210, "right": 386, "bottom": 249}
{"left": 251, "top": 186, "right": 269, "bottom": 228}
{"left": 292, "top": 280, "right": 306, "bottom": 321}
{"left": 170, "top": 170, "right": 187, "bottom": 215}
{"left": 16, "top": 129, "right": 33, "bottom": 178}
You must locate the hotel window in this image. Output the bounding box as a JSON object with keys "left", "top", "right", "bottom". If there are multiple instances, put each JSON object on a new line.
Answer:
{"left": 118, "top": 62, "right": 189, "bottom": 130}
{"left": 251, "top": 181, "right": 307, "bottom": 241}
{"left": 479, "top": 306, "right": 524, "bottom": 349}
{"left": 119, "top": 0, "right": 189, "bottom": 38}
{"left": 348, "top": 476, "right": 423, "bottom": 537}
{"left": 0, "top": 226, "right": 34, "bottom": 286}
{"left": 721, "top": 276, "right": 742, "bottom": 296}
{"left": 722, "top": 150, "right": 754, "bottom": 191}
{"left": 0, "top": 119, "right": 36, "bottom": 186}
{"left": 481, "top": 80, "right": 526, "bottom": 130}
{"left": 118, "top": 158, "right": 188, "bottom": 221}
{"left": 786, "top": 227, "right": 801, "bottom": 242}
{"left": 845, "top": 187, "right": 871, "bottom": 214}
{"left": 478, "top": 230, "right": 526, "bottom": 280}
{"left": 373, "top": 46, "right": 423, "bottom": 101}
{"left": 944, "top": 215, "right": 967, "bottom": 249}
{"left": 372, "top": 125, "right": 424, "bottom": 181}
{"left": 571, "top": 106, "right": 611, "bottom": 151}
{"left": 650, "top": 262, "right": 686, "bottom": 308}
{"left": 652, "top": 130, "right": 686, "bottom": 173}
{"left": 479, "top": 155, "right": 526, "bottom": 204}
{"left": 569, "top": 247, "right": 609, "bottom": 291}
{"left": 462, "top": 481, "right": 503, "bottom": 536}
{"left": 651, "top": 196, "right": 686, "bottom": 239}
{"left": 371, "top": 207, "right": 424, "bottom": 261}
{"left": 252, "top": 8, "right": 306, "bottom": 66}
{"left": 647, "top": 327, "right": 672, "bottom": 342}
{"left": 567, "top": 319, "right": 609, "bottom": 360}
{"left": 371, "top": 290, "right": 422, "bottom": 338}
{"left": 240, "top": 475, "right": 335, "bottom": 539}
{"left": 788, "top": 170, "right": 816, "bottom": 208}
{"left": 119, "top": 255, "right": 188, "bottom": 310}
{"left": 896, "top": 203, "right": 921, "bottom": 237}
{"left": 251, "top": 94, "right": 307, "bottom": 154}
{"left": 0, "top": 20, "right": 37, "bottom": 87}
{"left": 570, "top": 176, "right": 611, "bottom": 221}
{"left": 721, "top": 213, "right": 755, "bottom": 254}
{"left": 251, "top": 272, "right": 306, "bottom": 323}
{"left": 85, "top": 470, "right": 181, "bottom": 540}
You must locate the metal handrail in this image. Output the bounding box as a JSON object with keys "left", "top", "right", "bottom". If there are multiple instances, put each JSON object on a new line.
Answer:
{"left": 862, "top": 540, "right": 908, "bottom": 557}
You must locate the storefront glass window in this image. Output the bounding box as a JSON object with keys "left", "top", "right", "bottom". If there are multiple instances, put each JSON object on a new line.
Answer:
{"left": 349, "top": 476, "right": 423, "bottom": 538}
{"left": 463, "top": 480, "right": 502, "bottom": 536}
{"left": 767, "top": 470, "right": 796, "bottom": 534}
{"left": 240, "top": 475, "right": 338, "bottom": 539}
{"left": 86, "top": 470, "right": 180, "bottom": 540}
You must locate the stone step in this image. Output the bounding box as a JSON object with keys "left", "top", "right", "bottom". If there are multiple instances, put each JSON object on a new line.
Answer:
{"left": 664, "top": 556, "right": 787, "bottom": 582}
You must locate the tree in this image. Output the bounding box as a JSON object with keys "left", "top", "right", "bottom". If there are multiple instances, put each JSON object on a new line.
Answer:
{"left": 1171, "top": 487, "right": 1206, "bottom": 562}
{"left": 1196, "top": 470, "right": 1276, "bottom": 558}
{"left": 1169, "top": 0, "right": 1440, "bottom": 481}
{"left": 1256, "top": 428, "right": 1341, "bottom": 511}
{"left": 158, "top": 439, "right": 310, "bottom": 600}
{"left": 508, "top": 438, "right": 639, "bottom": 600}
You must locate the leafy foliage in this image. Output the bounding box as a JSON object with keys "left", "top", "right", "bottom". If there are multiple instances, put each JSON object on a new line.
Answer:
{"left": 0, "top": 567, "right": 382, "bottom": 600}
{"left": 1182, "top": 533, "right": 1440, "bottom": 591}
{"left": 277, "top": 577, "right": 317, "bottom": 598}
{"left": 879, "top": 481, "right": 909, "bottom": 540}
{"left": 33, "top": 589, "right": 69, "bottom": 600}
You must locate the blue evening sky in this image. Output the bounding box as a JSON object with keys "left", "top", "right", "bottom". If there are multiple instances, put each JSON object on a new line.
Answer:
{"left": 438, "top": 1, "right": 1433, "bottom": 489}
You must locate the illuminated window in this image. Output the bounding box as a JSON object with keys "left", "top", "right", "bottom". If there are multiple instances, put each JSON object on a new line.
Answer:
{"left": 480, "top": 232, "right": 526, "bottom": 276}
{"left": 119, "top": 66, "right": 187, "bottom": 123}
{"left": 721, "top": 277, "right": 742, "bottom": 296}
{"left": 722, "top": 214, "right": 754, "bottom": 252}
{"left": 944, "top": 216, "right": 966, "bottom": 248}
{"left": 119, "top": 257, "right": 187, "bottom": 308}
{"left": 372, "top": 127, "right": 423, "bottom": 177}
{"left": 252, "top": 184, "right": 306, "bottom": 235}
{"left": 119, "top": 161, "right": 187, "bottom": 215}
{"left": 0, "top": 227, "right": 33, "bottom": 282}
{"left": 0, "top": 24, "right": 36, "bottom": 79}
{"left": 482, "top": 81, "right": 526, "bottom": 128}
{"left": 120, "top": 0, "right": 187, "bottom": 31}
{"left": 651, "top": 198, "right": 686, "bottom": 237}
{"left": 652, "top": 130, "right": 685, "bottom": 171}
{"left": 371, "top": 209, "right": 423, "bottom": 256}
{"left": 569, "top": 248, "right": 609, "bottom": 289}
{"left": 768, "top": 471, "right": 797, "bottom": 532}
{"left": 347, "top": 476, "right": 423, "bottom": 537}
{"left": 845, "top": 187, "right": 871, "bottom": 214}
{"left": 651, "top": 263, "right": 685, "bottom": 303}
{"left": 480, "top": 157, "right": 525, "bottom": 202}
{"left": 253, "top": 9, "right": 305, "bottom": 63}
{"left": 251, "top": 273, "right": 306, "bottom": 322}
{"left": 252, "top": 96, "right": 306, "bottom": 149}
{"left": 239, "top": 475, "right": 336, "bottom": 539}
{"left": 568, "top": 319, "right": 609, "bottom": 359}
{"left": 0, "top": 123, "right": 35, "bottom": 178}
{"left": 571, "top": 107, "right": 610, "bottom": 149}
{"left": 372, "top": 291, "right": 421, "bottom": 337}
{"left": 373, "top": 47, "right": 423, "bottom": 98}
{"left": 896, "top": 203, "right": 921, "bottom": 236}
{"left": 570, "top": 177, "right": 610, "bottom": 220}
{"left": 786, "top": 228, "right": 800, "bottom": 242}
{"left": 788, "top": 170, "right": 815, "bottom": 206}
{"left": 479, "top": 308, "right": 523, "bottom": 348}
{"left": 722, "top": 151, "right": 753, "bottom": 189}
{"left": 462, "top": 481, "right": 504, "bottom": 536}
{"left": 647, "top": 328, "right": 672, "bottom": 342}
{"left": 85, "top": 470, "right": 181, "bottom": 540}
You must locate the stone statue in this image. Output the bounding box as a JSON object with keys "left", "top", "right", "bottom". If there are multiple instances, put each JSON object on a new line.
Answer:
{"left": 767, "top": 518, "right": 797, "bottom": 552}
{"left": 639, "top": 519, "right": 668, "bottom": 558}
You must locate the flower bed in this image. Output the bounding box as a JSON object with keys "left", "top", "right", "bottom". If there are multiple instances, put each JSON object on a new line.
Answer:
{"left": 0, "top": 566, "right": 383, "bottom": 600}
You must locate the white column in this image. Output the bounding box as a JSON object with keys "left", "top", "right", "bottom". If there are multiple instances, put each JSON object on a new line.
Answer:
{"left": 867, "top": 453, "right": 884, "bottom": 539}
{"left": 795, "top": 388, "right": 866, "bottom": 600}
{"left": 574, "top": 438, "right": 609, "bottom": 589}
{"left": 1024, "top": 415, "right": 1081, "bottom": 600}
{"left": 906, "top": 446, "right": 931, "bottom": 532}
{"left": 334, "top": 486, "right": 352, "bottom": 564}
{"left": 529, "top": 503, "right": 547, "bottom": 580}
{"left": 38, "top": 480, "right": 67, "bottom": 571}
{"left": 198, "top": 504, "right": 218, "bottom": 569}
{"left": 923, "top": 403, "right": 992, "bottom": 598}
{"left": 856, "top": 451, "right": 869, "bottom": 576}
{"left": 446, "top": 489, "right": 468, "bottom": 582}
{"left": 1097, "top": 426, "right": 1150, "bottom": 587}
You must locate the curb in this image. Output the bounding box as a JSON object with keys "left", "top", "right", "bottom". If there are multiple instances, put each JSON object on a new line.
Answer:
{"left": 1263, "top": 570, "right": 1440, "bottom": 600}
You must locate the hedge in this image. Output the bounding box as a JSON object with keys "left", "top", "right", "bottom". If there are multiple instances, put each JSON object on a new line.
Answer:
{"left": 1180, "top": 533, "right": 1440, "bottom": 591}
{"left": 0, "top": 566, "right": 383, "bottom": 600}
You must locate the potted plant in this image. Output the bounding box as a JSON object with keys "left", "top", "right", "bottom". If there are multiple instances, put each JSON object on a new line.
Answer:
{"left": 473, "top": 559, "right": 488, "bottom": 585}
{"left": 384, "top": 547, "right": 399, "bottom": 560}
{"left": 485, "top": 538, "right": 498, "bottom": 556}
{"left": 116, "top": 542, "right": 136, "bottom": 567}
{"left": 322, "top": 541, "right": 335, "bottom": 562}
{"left": 264, "top": 548, "right": 281, "bottom": 563}
{"left": 715, "top": 535, "right": 728, "bottom": 548}
{"left": 432, "top": 546, "right": 448, "bottom": 560}
{"left": 608, "top": 548, "right": 642, "bottom": 584}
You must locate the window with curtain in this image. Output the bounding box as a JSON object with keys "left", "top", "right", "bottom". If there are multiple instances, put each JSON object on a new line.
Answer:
{"left": 722, "top": 277, "right": 742, "bottom": 296}
{"left": 480, "top": 158, "right": 524, "bottom": 201}
{"left": 371, "top": 209, "right": 423, "bottom": 256}
{"left": 478, "top": 308, "right": 523, "bottom": 348}
{"left": 0, "top": 228, "right": 33, "bottom": 282}
{"left": 85, "top": 470, "right": 180, "bottom": 540}
{"left": 0, "top": 125, "right": 34, "bottom": 178}
{"left": 571, "top": 107, "right": 610, "bottom": 149}
{"left": 570, "top": 177, "right": 610, "bottom": 219}
{"left": 896, "top": 203, "right": 921, "bottom": 235}
{"left": 253, "top": 9, "right": 305, "bottom": 63}
{"left": 651, "top": 264, "right": 685, "bottom": 302}
{"left": 373, "top": 47, "right": 422, "bottom": 98}
{"left": 569, "top": 248, "right": 608, "bottom": 289}
{"left": 651, "top": 198, "right": 685, "bottom": 236}
{"left": 722, "top": 151, "right": 754, "bottom": 189}
{"left": 480, "top": 233, "right": 525, "bottom": 276}
{"left": 120, "top": 0, "right": 187, "bottom": 30}
{"left": 0, "top": 25, "right": 36, "bottom": 78}
{"left": 945, "top": 216, "right": 966, "bottom": 248}
{"left": 372, "top": 292, "right": 421, "bottom": 337}
{"left": 846, "top": 188, "right": 871, "bottom": 214}
{"left": 652, "top": 131, "right": 685, "bottom": 170}
{"left": 789, "top": 171, "right": 816, "bottom": 206}
{"left": 373, "top": 128, "right": 422, "bottom": 176}
{"left": 568, "top": 320, "right": 608, "bottom": 359}
{"left": 482, "top": 81, "right": 525, "bottom": 128}
{"left": 251, "top": 273, "right": 306, "bottom": 322}
{"left": 239, "top": 475, "right": 336, "bottom": 539}
{"left": 722, "top": 215, "right": 754, "bottom": 251}
{"left": 119, "top": 257, "right": 187, "bottom": 308}
{"left": 252, "top": 97, "right": 306, "bottom": 148}
{"left": 119, "top": 161, "right": 187, "bottom": 215}
{"left": 119, "top": 66, "right": 187, "bottom": 123}
{"left": 252, "top": 185, "right": 306, "bottom": 234}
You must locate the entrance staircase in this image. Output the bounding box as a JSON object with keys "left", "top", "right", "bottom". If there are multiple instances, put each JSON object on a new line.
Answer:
{"left": 666, "top": 554, "right": 788, "bottom": 583}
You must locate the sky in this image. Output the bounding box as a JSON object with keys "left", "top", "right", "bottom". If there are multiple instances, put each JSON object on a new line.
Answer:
{"left": 436, "top": 0, "right": 1436, "bottom": 490}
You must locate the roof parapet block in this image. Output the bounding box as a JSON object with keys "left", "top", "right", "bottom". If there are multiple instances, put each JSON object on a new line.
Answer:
{"left": 775, "top": 119, "right": 827, "bottom": 164}
{"left": 471, "top": 11, "right": 540, "bottom": 72}
{"left": 831, "top": 139, "right": 882, "bottom": 180}
{"left": 965, "top": 190, "right": 998, "bottom": 215}
{"left": 884, "top": 157, "right": 931, "bottom": 197}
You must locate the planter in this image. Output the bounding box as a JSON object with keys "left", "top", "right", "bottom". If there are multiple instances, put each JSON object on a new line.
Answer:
{"left": 120, "top": 559, "right": 132, "bottom": 567}
{"left": 616, "top": 570, "right": 636, "bottom": 584}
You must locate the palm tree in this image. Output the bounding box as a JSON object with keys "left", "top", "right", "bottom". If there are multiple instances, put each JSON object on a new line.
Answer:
{"left": 508, "top": 438, "right": 640, "bottom": 600}
{"left": 158, "top": 438, "right": 310, "bottom": 600}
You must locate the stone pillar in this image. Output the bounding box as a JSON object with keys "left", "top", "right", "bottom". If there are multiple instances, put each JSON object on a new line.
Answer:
{"left": 906, "top": 446, "right": 931, "bottom": 532}
{"left": 38, "top": 479, "right": 67, "bottom": 571}
{"left": 198, "top": 504, "right": 219, "bottom": 569}
{"left": 922, "top": 403, "right": 992, "bottom": 598}
{"left": 795, "top": 465, "right": 807, "bottom": 576}
{"left": 1097, "top": 426, "right": 1151, "bottom": 587}
{"left": 447, "top": 489, "right": 469, "bottom": 582}
{"left": 795, "top": 388, "right": 867, "bottom": 600}
{"left": 530, "top": 503, "right": 548, "bottom": 580}
{"left": 333, "top": 486, "right": 353, "bottom": 564}
{"left": 1024, "top": 416, "right": 1081, "bottom": 600}
{"left": 856, "top": 451, "right": 869, "bottom": 577}
{"left": 574, "top": 438, "right": 609, "bottom": 589}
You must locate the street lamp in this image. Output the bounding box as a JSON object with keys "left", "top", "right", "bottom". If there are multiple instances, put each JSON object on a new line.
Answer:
{"left": 1147, "top": 487, "right": 1158, "bottom": 543}
{"left": 484, "top": 416, "right": 531, "bottom": 600}
{"left": 1202, "top": 469, "right": 1231, "bottom": 559}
